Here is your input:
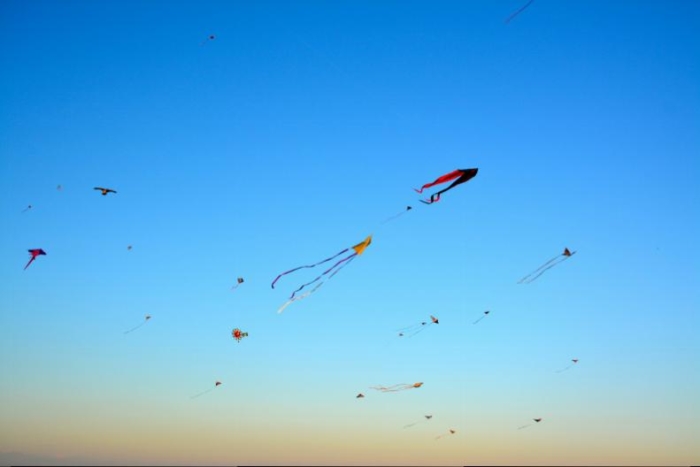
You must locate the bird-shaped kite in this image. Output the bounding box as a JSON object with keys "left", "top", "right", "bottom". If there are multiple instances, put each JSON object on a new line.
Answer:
{"left": 24, "top": 249, "right": 46, "bottom": 270}
{"left": 94, "top": 187, "right": 117, "bottom": 196}
{"left": 415, "top": 168, "right": 478, "bottom": 204}
{"left": 356, "top": 393, "right": 365, "bottom": 399}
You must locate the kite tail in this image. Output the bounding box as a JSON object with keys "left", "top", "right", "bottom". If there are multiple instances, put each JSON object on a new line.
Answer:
{"left": 278, "top": 283, "right": 323, "bottom": 313}
{"left": 517, "top": 254, "right": 562, "bottom": 284}
{"left": 517, "top": 424, "right": 531, "bottom": 430}
{"left": 521, "top": 255, "right": 572, "bottom": 284}
{"left": 124, "top": 322, "right": 146, "bottom": 334}
{"left": 190, "top": 387, "right": 214, "bottom": 399}
{"left": 289, "top": 252, "right": 356, "bottom": 299}
{"left": 473, "top": 316, "right": 485, "bottom": 324}
{"left": 328, "top": 254, "right": 357, "bottom": 279}
{"left": 555, "top": 365, "right": 572, "bottom": 373}
{"left": 505, "top": 0, "right": 535, "bottom": 23}
{"left": 406, "top": 322, "right": 433, "bottom": 338}
{"left": 419, "top": 193, "right": 441, "bottom": 204}
{"left": 23, "top": 258, "right": 35, "bottom": 270}
{"left": 271, "top": 247, "right": 350, "bottom": 289}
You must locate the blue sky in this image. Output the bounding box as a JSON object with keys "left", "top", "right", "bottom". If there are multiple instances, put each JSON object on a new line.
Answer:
{"left": 1, "top": 1, "right": 699, "bottom": 465}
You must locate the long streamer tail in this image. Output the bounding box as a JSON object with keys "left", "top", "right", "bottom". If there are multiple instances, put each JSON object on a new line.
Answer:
{"left": 124, "top": 322, "right": 145, "bottom": 334}
{"left": 271, "top": 248, "right": 350, "bottom": 289}
{"left": 517, "top": 254, "right": 561, "bottom": 284}
{"left": 289, "top": 252, "right": 356, "bottom": 299}
{"left": 520, "top": 254, "right": 573, "bottom": 284}
{"left": 505, "top": 0, "right": 535, "bottom": 24}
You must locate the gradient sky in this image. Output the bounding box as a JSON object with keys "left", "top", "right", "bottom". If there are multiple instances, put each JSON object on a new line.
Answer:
{"left": 1, "top": 1, "right": 699, "bottom": 465}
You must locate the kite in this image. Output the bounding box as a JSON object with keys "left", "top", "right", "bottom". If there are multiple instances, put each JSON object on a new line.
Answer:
{"left": 94, "top": 187, "right": 117, "bottom": 196}
{"left": 201, "top": 34, "right": 216, "bottom": 46}
{"left": 124, "top": 314, "right": 151, "bottom": 334}
{"left": 505, "top": 0, "right": 535, "bottom": 23}
{"left": 191, "top": 381, "right": 222, "bottom": 399}
{"left": 232, "top": 328, "right": 248, "bottom": 343}
{"left": 435, "top": 429, "right": 456, "bottom": 440}
{"left": 404, "top": 414, "right": 433, "bottom": 429}
{"left": 473, "top": 310, "right": 490, "bottom": 324}
{"left": 556, "top": 359, "right": 579, "bottom": 373}
{"left": 127, "top": 245, "right": 133, "bottom": 251}
{"left": 381, "top": 206, "right": 412, "bottom": 224}
{"left": 518, "top": 247, "right": 576, "bottom": 284}
{"left": 24, "top": 249, "right": 46, "bottom": 270}
{"left": 518, "top": 418, "right": 542, "bottom": 430}
{"left": 414, "top": 168, "right": 478, "bottom": 204}
{"left": 57, "top": 185, "right": 63, "bottom": 191}
{"left": 397, "top": 315, "right": 439, "bottom": 337}
{"left": 231, "top": 277, "right": 245, "bottom": 291}
{"left": 22, "top": 205, "right": 32, "bottom": 213}
{"left": 356, "top": 393, "right": 365, "bottom": 399}
{"left": 272, "top": 235, "right": 372, "bottom": 301}
{"left": 371, "top": 382, "right": 423, "bottom": 393}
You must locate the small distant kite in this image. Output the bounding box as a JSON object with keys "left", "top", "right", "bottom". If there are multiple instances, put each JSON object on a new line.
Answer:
{"left": 435, "top": 429, "right": 456, "bottom": 440}
{"left": 24, "top": 249, "right": 46, "bottom": 270}
{"left": 356, "top": 393, "right": 365, "bottom": 399}
{"left": 518, "top": 418, "right": 542, "bottom": 430}
{"left": 124, "top": 314, "right": 151, "bottom": 334}
{"left": 556, "top": 359, "right": 579, "bottom": 373}
{"left": 272, "top": 235, "right": 372, "bottom": 305}
{"left": 404, "top": 414, "right": 433, "bottom": 429}
{"left": 415, "top": 168, "right": 478, "bottom": 204}
{"left": 518, "top": 247, "right": 576, "bottom": 284}
{"left": 371, "top": 382, "right": 423, "bottom": 393}
{"left": 232, "top": 328, "right": 248, "bottom": 343}
{"left": 505, "top": 0, "right": 535, "bottom": 24}
{"left": 397, "top": 315, "right": 438, "bottom": 338}
{"left": 231, "top": 277, "right": 245, "bottom": 291}
{"left": 473, "top": 310, "right": 490, "bottom": 325}
{"left": 22, "top": 205, "right": 32, "bottom": 213}
{"left": 127, "top": 245, "right": 133, "bottom": 251}
{"left": 94, "top": 187, "right": 117, "bottom": 196}
{"left": 191, "top": 381, "right": 222, "bottom": 399}
{"left": 381, "top": 206, "right": 412, "bottom": 224}
{"left": 57, "top": 184, "right": 63, "bottom": 191}
{"left": 201, "top": 34, "right": 216, "bottom": 46}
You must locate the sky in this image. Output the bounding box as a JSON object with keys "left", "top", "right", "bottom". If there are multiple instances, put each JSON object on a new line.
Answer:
{"left": 0, "top": 0, "right": 698, "bottom": 465}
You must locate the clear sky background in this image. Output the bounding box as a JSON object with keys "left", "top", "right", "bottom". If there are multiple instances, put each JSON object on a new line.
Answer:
{"left": 1, "top": 1, "right": 698, "bottom": 465}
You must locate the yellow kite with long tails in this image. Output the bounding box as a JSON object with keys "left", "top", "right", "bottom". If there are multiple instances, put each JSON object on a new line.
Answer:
{"left": 272, "top": 235, "right": 372, "bottom": 312}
